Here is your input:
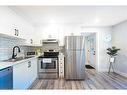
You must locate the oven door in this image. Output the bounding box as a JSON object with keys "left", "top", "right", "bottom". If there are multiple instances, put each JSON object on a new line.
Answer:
{"left": 38, "top": 58, "right": 58, "bottom": 73}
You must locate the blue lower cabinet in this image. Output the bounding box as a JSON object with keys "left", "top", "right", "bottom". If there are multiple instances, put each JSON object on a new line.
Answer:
{"left": 0, "top": 67, "right": 13, "bottom": 89}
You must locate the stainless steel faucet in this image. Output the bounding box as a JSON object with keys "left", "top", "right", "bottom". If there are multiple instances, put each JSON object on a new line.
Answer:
{"left": 12, "top": 46, "right": 21, "bottom": 59}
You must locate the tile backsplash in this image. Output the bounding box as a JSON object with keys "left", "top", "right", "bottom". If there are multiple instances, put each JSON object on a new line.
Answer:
{"left": 0, "top": 37, "right": 35, "bottom": 62}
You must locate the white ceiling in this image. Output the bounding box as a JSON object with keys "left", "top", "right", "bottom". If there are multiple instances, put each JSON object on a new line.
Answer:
{"left": 10, "top": 6, "right": 127, "bottom": 26}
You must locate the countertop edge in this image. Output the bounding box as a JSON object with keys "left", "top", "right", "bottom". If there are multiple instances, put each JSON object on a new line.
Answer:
{"left": 0, "top": 56, "right": 39, "bottom": 70}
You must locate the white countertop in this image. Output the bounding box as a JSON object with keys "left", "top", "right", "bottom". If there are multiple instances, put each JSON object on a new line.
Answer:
{"left": 0, "top": 56, "right": 38, "bottom": 70}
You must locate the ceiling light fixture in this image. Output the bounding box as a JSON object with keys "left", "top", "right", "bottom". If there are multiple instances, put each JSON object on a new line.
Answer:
{"left": 50, "top": 19, "right": 56, "bottom": 24}
{"left": 94, "top": 18, "right": 100, "bottom": 23}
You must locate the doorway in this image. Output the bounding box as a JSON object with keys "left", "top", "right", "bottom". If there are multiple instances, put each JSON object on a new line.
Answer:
{"left": 85, "top": 33, "right": 96, "bottom": 70}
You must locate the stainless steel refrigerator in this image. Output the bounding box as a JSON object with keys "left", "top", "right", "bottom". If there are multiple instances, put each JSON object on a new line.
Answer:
{"left": 65, "top": 36, "right": 85, "bottom": 80}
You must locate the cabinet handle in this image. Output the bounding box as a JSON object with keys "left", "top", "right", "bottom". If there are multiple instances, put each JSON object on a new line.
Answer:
{"left": 28, "top": 62, "right": 31, "bottom": 68}
{"left": 93, "top": 51, "right": 95, "bottom": 55}
{"left": 14, "top": 29, "right": 17, "bottom": 36}
{"left": 17, "top": 29, "right": 19, "bottom": 36}
{"left": 28, "top": 64, "right": 31, "bottom": 68}
{"left": 28, "top": 61, "right": 31, "bottom": 63}
{"left": 14, "top": 29, "right": 19, "bottom": 36}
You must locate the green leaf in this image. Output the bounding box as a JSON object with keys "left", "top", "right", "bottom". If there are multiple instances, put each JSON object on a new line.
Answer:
{"left": 106, "top": 46, "right": 120, "bottom": 56}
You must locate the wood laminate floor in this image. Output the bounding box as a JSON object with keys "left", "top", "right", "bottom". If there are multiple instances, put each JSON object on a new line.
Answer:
{"left": 30, "top": 69, "right": 127, "bottom": 90}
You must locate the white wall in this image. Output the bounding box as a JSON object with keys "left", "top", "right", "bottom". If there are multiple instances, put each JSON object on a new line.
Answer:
{"left": 81, "top": 27, "right": 112, "bottom": 72}
{"left": 35, "top": 23, "right": 112, "bottom": 72}
{"left": 112, "top": 21, "right": 127, "bottom": 77}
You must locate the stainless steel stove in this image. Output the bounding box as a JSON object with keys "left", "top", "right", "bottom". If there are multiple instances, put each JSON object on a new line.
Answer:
{"left": 38, "top": 51, "right": 59, "bottom": 78}
{"left": 38, "top": 39, "right": 59, "bottom": 78}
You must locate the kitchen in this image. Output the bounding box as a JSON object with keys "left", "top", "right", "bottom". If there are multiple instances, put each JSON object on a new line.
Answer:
{"left": 0, "top": 6, "right": 127, "bottom": 90}
{"left": 0, "top": 32, "right": 87, "bottom": 89}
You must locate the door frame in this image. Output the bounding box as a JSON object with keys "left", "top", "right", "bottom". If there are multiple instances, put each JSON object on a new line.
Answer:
{"left": 85, "top": 32, "right": 99, "bottom": 72}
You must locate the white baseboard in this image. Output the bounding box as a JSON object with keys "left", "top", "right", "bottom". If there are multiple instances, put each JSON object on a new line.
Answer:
{"left": 115, "top": 70, "right": 127, "bottom": 78}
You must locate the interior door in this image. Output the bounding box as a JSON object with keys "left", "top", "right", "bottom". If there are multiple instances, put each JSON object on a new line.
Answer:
{"left": 89, "top": 33, "right": 96, "bottom": 68}
{"left": 85, "top": 33, "right": 96, "bottom": 68}
{"left": 86, "top": 37, "right": 90, "bottom": 64}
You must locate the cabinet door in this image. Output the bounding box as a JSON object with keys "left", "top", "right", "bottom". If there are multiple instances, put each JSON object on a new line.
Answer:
{"left": 13, "top": 59, "right": 37, "bottom": 89}
{"left": 13, "top": 62, "right": 28, "bottom": 89}
{"left": 13, "top": 25, "right": 28, "bottom": 39}
{"left": 59, "top": 55, "right": 64, "bottom": 78}
{"left": 27, "top": 59, "right": 37, "bottom": 87}
{"left": 7, "top": 24, "right": 21, "bottom": 37}
{"left": 0, "top": 24, "right": 15, "bottom": 36}
{"left": 31, "top": 59, "right": 37, "bottom": 81}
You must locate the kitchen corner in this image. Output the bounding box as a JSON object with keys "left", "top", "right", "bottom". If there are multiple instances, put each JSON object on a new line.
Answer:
{"left": 0, "top": 32, "right": 44, "bottom": 89}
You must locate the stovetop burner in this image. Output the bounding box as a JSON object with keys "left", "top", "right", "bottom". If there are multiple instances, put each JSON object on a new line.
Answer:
{"left": 38, "top": 56, "right": 58, "bottom": 58}
{"left": 38, "top": 52, "right": 59, "bottom": 58}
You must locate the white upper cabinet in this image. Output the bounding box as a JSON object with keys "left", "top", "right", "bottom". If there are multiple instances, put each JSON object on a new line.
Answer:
{"left": 0, "top": 7, "right": 34, "bottom": 42}
{"left": 0, "top": 7, "right": 41, "bottom": 46}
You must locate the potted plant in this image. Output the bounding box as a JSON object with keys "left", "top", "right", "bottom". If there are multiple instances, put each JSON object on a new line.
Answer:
{"left": 107, "top": 46, "right": 120, "bottom": 73}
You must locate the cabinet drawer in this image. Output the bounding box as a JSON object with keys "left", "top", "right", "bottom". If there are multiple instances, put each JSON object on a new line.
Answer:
{"left": 60, "top": 70, "right": 63, "bottom": 74}
{"left": 59, "top": 59, "right": 64, "bottom": 62}
{"left": 58, "top": 55, "right": 64, "bottom": 78}
{"left": 59, "top": 63, "right": 63, "bottom": 66}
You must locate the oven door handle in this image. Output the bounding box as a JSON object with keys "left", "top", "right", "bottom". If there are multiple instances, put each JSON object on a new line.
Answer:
{"left": 41, "top": 61, "right": 43, "bottom": 68}
{"left": 55, "top": 60, "right": 58, "bottom": 69}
